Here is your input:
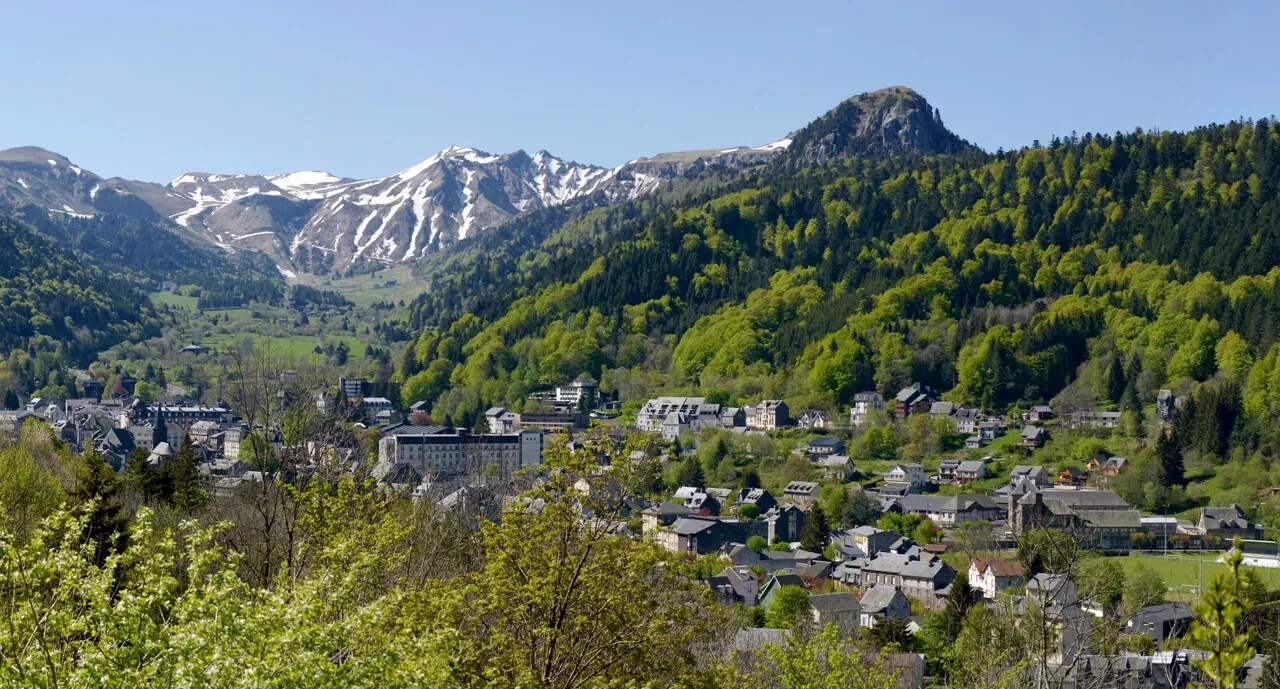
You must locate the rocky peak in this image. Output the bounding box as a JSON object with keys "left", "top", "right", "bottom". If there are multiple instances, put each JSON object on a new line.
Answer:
{"left": 787, "top": 86, "right": 973, "bottom": 167}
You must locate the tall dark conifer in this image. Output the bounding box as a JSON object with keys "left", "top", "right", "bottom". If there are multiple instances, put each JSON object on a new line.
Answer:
{"left": 1156, "top": 428, "right": 1184, "bottom": 487}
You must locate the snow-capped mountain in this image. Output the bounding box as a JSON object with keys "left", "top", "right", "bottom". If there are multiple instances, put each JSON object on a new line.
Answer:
{"left": 159, "top": 140, "right": 790, "bottom": 272}
{"left": 0, "top": 138, "right": 792, "bottom": 276}
{"left": 285, "top": 146, "right": 614, "bottom": 267}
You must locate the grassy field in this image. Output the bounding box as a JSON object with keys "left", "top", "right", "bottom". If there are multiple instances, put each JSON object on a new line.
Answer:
{"left": 203, "top": 308, "right": 254, "bottom": 321}
{"left": 1114, "top": 552, "right": 1280, "bottom": 595}
{"left": 203, "top": 333, "right": 369, "bottom": 359}
{"left": 150, "top": 291, "right": 199, "bottom": 310}
{"left": 296, "top": 265, "right": 432, "bottom": 307}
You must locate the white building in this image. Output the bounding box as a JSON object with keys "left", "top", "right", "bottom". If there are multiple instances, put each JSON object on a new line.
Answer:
{"left": 554, "top": 378, "right": 598, "bottom": 408}
{"left": 850, "top": 392, "right": 885, "bottom": 427}
{"left": 485, "top": 407, "right": 518, "bottom": 434}
{"left": 636, "top": 397, "right": 722, "bottom": 433}
{"left": 378, "top": 427, "right": 543, "bottom": 478}
{"left": 887, "top": 463, "right": 927, "bottom": 488}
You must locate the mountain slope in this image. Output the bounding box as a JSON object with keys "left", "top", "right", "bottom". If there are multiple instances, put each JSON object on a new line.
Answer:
{"left": 0, "top": 149, "right": 285, "bottom": 307}
{"left": 395, "top": 117, "right": 1280, "bottom": 444}
{"left": 0, "top": 87, "right": 972, "bottom": 276}
{"left": 0, "top": 215, "right": 158, "bottom": 360}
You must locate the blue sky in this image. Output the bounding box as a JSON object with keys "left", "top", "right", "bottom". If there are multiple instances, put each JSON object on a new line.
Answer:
{"left": 3, "top": 1, "right": 1277, "bottom": 182}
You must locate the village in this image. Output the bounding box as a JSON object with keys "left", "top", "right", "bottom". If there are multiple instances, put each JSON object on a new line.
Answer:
{"left": 1, "top": 368, "right": 1274, "bottom": 687}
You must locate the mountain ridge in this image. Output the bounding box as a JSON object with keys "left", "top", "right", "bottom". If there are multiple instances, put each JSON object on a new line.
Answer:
{"left": 0, "top": 86, "right": 970, "bottom": 275}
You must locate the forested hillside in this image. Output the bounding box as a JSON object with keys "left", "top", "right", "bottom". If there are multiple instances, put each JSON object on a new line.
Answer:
{"left": 12, "top": 209, "right": 284, "bottom": 308}
{"left": 0, "top": 217, "right": 158, "bottom": 361}
{"left": 398, "top": 115, "right": 1280, "bottom": 451}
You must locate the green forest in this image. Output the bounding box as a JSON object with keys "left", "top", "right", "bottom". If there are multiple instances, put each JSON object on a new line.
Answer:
{"left": 0, "top": 218, "right": 159, "bottom": 362}
{"left": 397, "top": 117, "right": 1280, "bottom": 454}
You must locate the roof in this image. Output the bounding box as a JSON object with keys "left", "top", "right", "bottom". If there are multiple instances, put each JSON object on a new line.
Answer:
{"left": 1030, "top": 405, "right": 1053, "bottom": 413}
{"left": 971, "top": 558, "right": 1024, "bottom": 578}
{"left": 898, "top": 494, "right": 1000, "bottom": 514}
{"left": 643, "top": 501, "right": 691, "bottom": 517}
{"left": 807, "top": 436, "right": 844, "bottom": 448}
{"left": 1130, "top": 602, "right": 1193, "bottom": 624}
{"left": 809, "top": 592, "right": 860, "bottom": 613}
{"left": 956, "top": 460, "right": 986, "bottom": 473}
{"left": 1201, "top": 505, "right": 1250, "bottom": 530}
{"left": 669, "top": 518, "right": 719, "bottom": 535}
{"left": 783, "top": 481, "right": 820, "bottom": 494}
{"left": 817, "top": 454, "right": 851, "bottom": 468}
{"left": 930, "top": 401, "right": 956, "bottom": 415}
{"left": 737, "top": 488, "right": 772, "bottom": 503}
{"left": 861, "top": 550, "right": 953, "bottom": 582}
{"left": 766, "top": 573, "right": 806, "bottom": 590}
{"left": 860, "top": 585, "right": 905, "bottom": 612}
{"left": 1027, "top": 489, "right": 1132, "bottom": 510}
{"left": 794, "top": 561, "right": 835, "bottom": 580}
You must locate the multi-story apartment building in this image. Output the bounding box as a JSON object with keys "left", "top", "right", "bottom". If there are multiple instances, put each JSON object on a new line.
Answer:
{"left": 850, "top": 392, "right": 885, "bottom": 427}
{"left": 636, "top": 397, "right": 722, "bottom": 433}
{"left": 378, "top": 426, "right": 543, "bottom": 478}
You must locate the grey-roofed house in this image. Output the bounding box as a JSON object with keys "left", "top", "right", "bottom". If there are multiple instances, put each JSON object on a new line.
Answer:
{"left": 859, "top": 548, "right": 955, "bottom": 606}
{"left": 655, "top": 518, "right": 745, "bottom": 554}
{"left": 795, "top": 409, "right": 830, "bottom": 429}
{"left": 809, "top": 592, "right": 860, "bottom": 631}
{"left": 641, "top": 502, "right": 692, "bottom": 532}
{"left": 1021, "top": 424, "right": 1048, "bottom": 448}
{"left": 955, "top": 407, "right": 980, "bottom": 434}
{"left": 929, "top": 401, "right": 956, "bottom": 418}
{"left": 735, "top": 487, "right": 777, "bottom": 513}
{"left": 1010, "top": 465, "right": 1050, "bottom": 487}
{"left": 727, "top": 545, "right": 821, "bottom": 574}
{"left": 794, "top": 560, "right": 835, "bottom": 581}
{"left": 765, "top": 503, "right": 807, "bottom": 543}
{"left": 801, "top": 435, "right": 845, "bottom": 456}
{"left": 708, "top": 565, "right": 759, "bottom": 607}
{"left": 897, "top": 494, "right": 1004, "bottom": 527}
{"left": 859, "top": 586, "right": 911, "bottom": 627}
{"left": 759, "top": 573, "right": 806, "bottom": 609}
{"left": 783, "top": 480, "right": 821, "bottom": 506}
{"left": 1127, "top": 602, "right": 1194, "bottom": 643}
{"left": 1198, "top": 504, "right": 1262, "bottom": 540}
{"left": 887, "top": 463, "right": 927, "bottom": 488}
{"left": 894, "top": 383, "right": 935, "bottom": 419}
{"left": 1156, "top": 389, "right": 1176, "bottom": 423}
{"left": 955, "top": 460, "right": 987, "bottom": 483}
{"left": 816, "top": 454, "right": 854, "bottom": 481}
{"left": 846, "top": 525, "right": 902, "bottom": 557}
{"left": 1029, "top": 405, "right": 1054, "bottom": 421}
{"left": 938, "top": 458, "right": 961, "bottom": 483}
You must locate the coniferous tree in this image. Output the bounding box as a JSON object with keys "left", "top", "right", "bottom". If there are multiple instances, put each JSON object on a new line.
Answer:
{"left": 1156, "top": 428, "right": 1185, "bottom": 487}
{"left": 942, "top": 574, "right": 976, "bottom": 641}
{"left": 1107, "top": 354, "right": 1127, "bottom": 405}
{"left": 72, "top": 447, "right": 130, "bottom": 565}
{"left": 799, "top": 504, "right": 830, "bottom": 553}
{"left": 741, "top": 468, "right": 761, "bottom": 489}
{"left": 122, "top": 446, "right": 153, "bottom": 496}
{"left": 677, "top": 457, "right": 704, "bottom": 488}
{"left": 2, "top": 389, "right": 17, "bottom": 410}
{"left": 165, "top": 435, "right": 205, "bottom": 512}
